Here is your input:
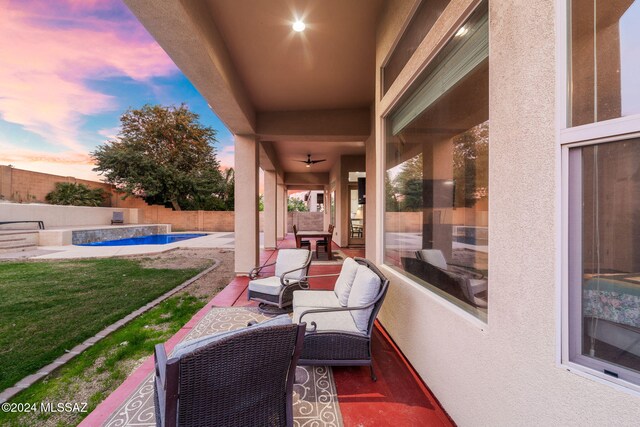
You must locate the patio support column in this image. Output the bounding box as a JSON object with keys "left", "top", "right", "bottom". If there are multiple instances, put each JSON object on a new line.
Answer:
{"left": 263, "top": 170, "right": 277, "bottom": 249}
{"left": 323, "top": 185, "right": 331, "bottom": 230}
{"left": 277, "top": 183, "right": 285, "bottom": 239}
{"left": 234, "top": 134, "right": 259, "bottom": 274}
{"left": 283, "top": 187, "right": 289, "bottom": 236}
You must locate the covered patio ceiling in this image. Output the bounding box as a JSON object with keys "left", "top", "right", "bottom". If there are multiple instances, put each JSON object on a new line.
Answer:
{"left": 272, "top": 140, "right": 365, "bottom": 174}
{"left": 124, "top": 0, "right": 380, "bottom": 177}
{"left": 204, "top": 0, "right": 382, "bottom": 112}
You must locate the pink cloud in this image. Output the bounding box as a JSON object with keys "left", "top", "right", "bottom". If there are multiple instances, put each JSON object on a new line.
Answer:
{"left": 0, "top": 0, "right": 177, "bottom": 152}
{"left": 218, "top": 145, "right": 235, "bottom": 170}
{"left": 0, "top": 143, "right": 100, "bottom": 181}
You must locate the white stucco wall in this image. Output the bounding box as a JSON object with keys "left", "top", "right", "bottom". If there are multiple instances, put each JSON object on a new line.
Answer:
{"left": 0, "top": 202, "right": 137, "bottom": 228}
{"left": 375, "top": 1, "right": 640, "bottom": 425}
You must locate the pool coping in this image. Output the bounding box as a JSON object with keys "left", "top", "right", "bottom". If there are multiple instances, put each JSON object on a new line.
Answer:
{"left": 0, "top": 259, "right": 221, "bottom": 404}
{"left": 76, "top": 232, "right": 209, "bottom": 247}
{"left": 5, "top": 232, "right": 237, "bottom": 260}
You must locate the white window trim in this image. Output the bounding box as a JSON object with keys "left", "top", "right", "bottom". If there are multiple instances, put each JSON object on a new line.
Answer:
{"left": 557, "top": 0, "right": 640, "bottom": 396}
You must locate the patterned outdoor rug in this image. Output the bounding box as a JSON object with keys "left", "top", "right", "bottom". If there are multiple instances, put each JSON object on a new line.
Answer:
{"left": 103, "top": 307, "right": 343, "bottom": 427}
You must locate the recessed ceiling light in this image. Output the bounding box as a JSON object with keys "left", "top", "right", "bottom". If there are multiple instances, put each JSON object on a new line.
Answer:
{"left": 293, "top": 20, "right": 305, "bottom": 32}
{"left": 455, "top": 26, "right": 468, "bottom": 37}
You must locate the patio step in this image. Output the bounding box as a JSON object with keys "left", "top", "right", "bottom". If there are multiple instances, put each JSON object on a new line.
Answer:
{"left": 0, "top": 244, "right": 37, "bottom": 253}
{"left": 0, "top": 231, "right": 38, "bottom": 252}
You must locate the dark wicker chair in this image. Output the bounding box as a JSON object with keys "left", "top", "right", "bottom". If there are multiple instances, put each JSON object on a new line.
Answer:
{"left": 154, "top": 322, "right": 306, "bottom": 427}
{"left": 293, "top": 224, "right": 311, "bottom": 250}
{"left": 295, "top": 258, "right": 389, "bottom": 381}
{"left": 315, "top": 224, "right": 334, "bottom": 259}
{"left": 248, "top": 249, "right": 312, "bottom": 314}
{"left": 413, "top": 250, "right": 487, "bottom": 308}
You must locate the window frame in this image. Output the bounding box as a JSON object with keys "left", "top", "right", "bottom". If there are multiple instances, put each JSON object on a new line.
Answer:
{"left": 559, "top": 0, "right": 640, "bottom": 394}
{"left": 379, "top": 0, "right": 490, "bottom": 323}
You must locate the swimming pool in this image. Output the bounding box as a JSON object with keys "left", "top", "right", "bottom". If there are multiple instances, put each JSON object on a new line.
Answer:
{"left": 77, "top": 233, "right": 207, "bottom": 246}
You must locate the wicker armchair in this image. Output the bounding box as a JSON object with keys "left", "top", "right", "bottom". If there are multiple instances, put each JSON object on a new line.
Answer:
{"left": 154, "top": 320, "right": 306, "bottom": 427}
{"left": 414, "top": 249, "right": 487, "bottom": 308}
{"left": 248, "top": 249, "right": 312, "bottom": 314}
{"left": 293, "top": 258, "right": 389, "bottom": 381}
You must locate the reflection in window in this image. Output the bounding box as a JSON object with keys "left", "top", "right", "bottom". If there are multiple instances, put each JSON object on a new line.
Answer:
{"left": 384, "top": 2, "right": 488, "bottom": 320}
{"left": 569, "top": 139, "right": 640, "bottom": 385}
{"left": 570, "top": 0, "right": 640, "bottom": 126}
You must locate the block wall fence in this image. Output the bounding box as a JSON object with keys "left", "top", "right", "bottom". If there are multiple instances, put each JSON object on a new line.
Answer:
{"left": 0, "top": 166, "right": 325, "bottom": 232}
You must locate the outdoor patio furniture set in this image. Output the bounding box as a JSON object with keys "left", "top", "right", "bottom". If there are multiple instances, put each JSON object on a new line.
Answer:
{"left": 154, "top": 249, "right": 388, "bottom": 426}
{"left": 401, "top": 248, "right": 488, "bottom": 308}
{"left": 293, "top": 224, "right": 335, "bottom": 259}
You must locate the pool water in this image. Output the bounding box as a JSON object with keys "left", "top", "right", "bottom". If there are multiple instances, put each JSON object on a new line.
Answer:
{"left": 78, "top": 233, "right": 207, "bottom": 246}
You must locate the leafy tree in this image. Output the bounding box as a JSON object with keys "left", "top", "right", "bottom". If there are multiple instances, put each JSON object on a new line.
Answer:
{"left": 92, "top": 104, "right": 227, "bottom": 211}
{"left": 258, "top": 194, "right": 264, "bottom": 212}
{"left": 177, "top": 167, "right": 235, "bottom": 211}
{"left": 45, "top": 182, "right": 106, "bottom": 207}
{"left": 385, "top": 171, "right": 399, "bottom": 212}
{"left": 288, "top": 197, "right": 309, "bottom": 212}
{"left": 219, "top": 168, "right": 235, "bottom": 211}
{"left": 396, "top": 153, "right": 423, "bottom": 211}
{"left": 453, "top": 122, "right": 489, "bottom": 207}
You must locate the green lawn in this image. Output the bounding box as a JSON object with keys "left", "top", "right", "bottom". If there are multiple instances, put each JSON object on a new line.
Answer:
{"left": 0, "top": 259, "right": 203, "bottom": 391}
{"left": 0, "top": 293, "right": 206, "bottom": 427}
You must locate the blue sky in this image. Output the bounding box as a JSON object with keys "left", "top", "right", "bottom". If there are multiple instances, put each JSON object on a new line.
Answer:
{"left": 0, "top": 0, "right": 233, "bottom": 181}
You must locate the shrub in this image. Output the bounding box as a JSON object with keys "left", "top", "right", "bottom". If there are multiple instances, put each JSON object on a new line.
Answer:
{"left": 45, "top": 182, "right": 107, "bottom": 207}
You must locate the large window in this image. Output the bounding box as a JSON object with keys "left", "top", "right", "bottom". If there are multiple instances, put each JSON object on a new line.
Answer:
{"left": 565, "top": 0, "right": 640, "bottom": 389}
{"left": 384, "top": 2, "right": 489, "bottom": 320}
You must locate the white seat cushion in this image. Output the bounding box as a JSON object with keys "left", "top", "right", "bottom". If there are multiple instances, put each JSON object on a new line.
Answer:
{"left": 293, "top": 290, "right": 341, "bottom": 310}
{"left": 347, "top": 265, "right": 382, "bottom": 332}
{"left": 333, "top": 257, "right": 359, "bottom": 306}
{"left": 419, "top": 249, "right": 448, "bottom": 270}
{"left": 275, "top": 249, "right": 310, "bottom": 281}
{"left": 249, "top": 276, "right": 298, "bottom": 296}
{"left": 172, "top": 314, "right": 292, "bottom": 359}
{"left": 293, "top": 307, "right": 364, "bottom": 335}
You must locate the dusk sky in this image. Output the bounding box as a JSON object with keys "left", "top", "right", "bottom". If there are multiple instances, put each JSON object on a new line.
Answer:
{"left": 0, "top": 0, "right": 234, "bottom": 182}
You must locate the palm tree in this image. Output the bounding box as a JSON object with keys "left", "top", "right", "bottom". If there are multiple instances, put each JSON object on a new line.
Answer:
{"left": 45, "top": 183, "right": 106, "bottom": 207}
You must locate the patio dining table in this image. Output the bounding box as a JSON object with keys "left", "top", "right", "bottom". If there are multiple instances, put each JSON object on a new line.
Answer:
{"left": 295, "top": 230, "right": 333, "bottom": 260}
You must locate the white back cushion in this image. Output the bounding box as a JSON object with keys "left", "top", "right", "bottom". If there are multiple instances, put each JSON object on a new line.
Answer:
{"left": 275, "top": 249, "right": 309, "bottom": 281}
{"left": 420, "top": 249, "right": 448, "bottom": 270}
{"left": 333, "top": 257, "right": 359, "bottom": 306}
{"left": 347, "top": 265, "right": 381, "bottom": 332}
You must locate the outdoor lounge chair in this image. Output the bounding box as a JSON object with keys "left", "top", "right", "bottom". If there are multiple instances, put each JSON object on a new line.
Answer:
{"left": 111, "top": 211, "right": 124, "bottom": 225}
{"left": 412, "top": 249, "right": 487, "bottom": 308}
{"left": 154, "top": 315, "right": 306, "bottom": 427}
{"left": 292, "top": 257, "right": 389, "bottom": 381}
{"left": 248, "top": 249, "right": 312, "bottom": 314}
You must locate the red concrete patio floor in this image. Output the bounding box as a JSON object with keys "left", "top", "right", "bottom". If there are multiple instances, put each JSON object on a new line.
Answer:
{"left": 82, "top": 235, "right": 454, "bottom": 426}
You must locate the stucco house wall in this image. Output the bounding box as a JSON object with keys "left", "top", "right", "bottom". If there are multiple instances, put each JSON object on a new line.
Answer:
{"left": 374, "top": 0, "right": 640, "bottom": 425}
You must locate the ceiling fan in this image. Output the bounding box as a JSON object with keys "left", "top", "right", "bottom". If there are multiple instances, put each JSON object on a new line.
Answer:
{"left": 296, "top": 154, "right": 326, "bottom": 168}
